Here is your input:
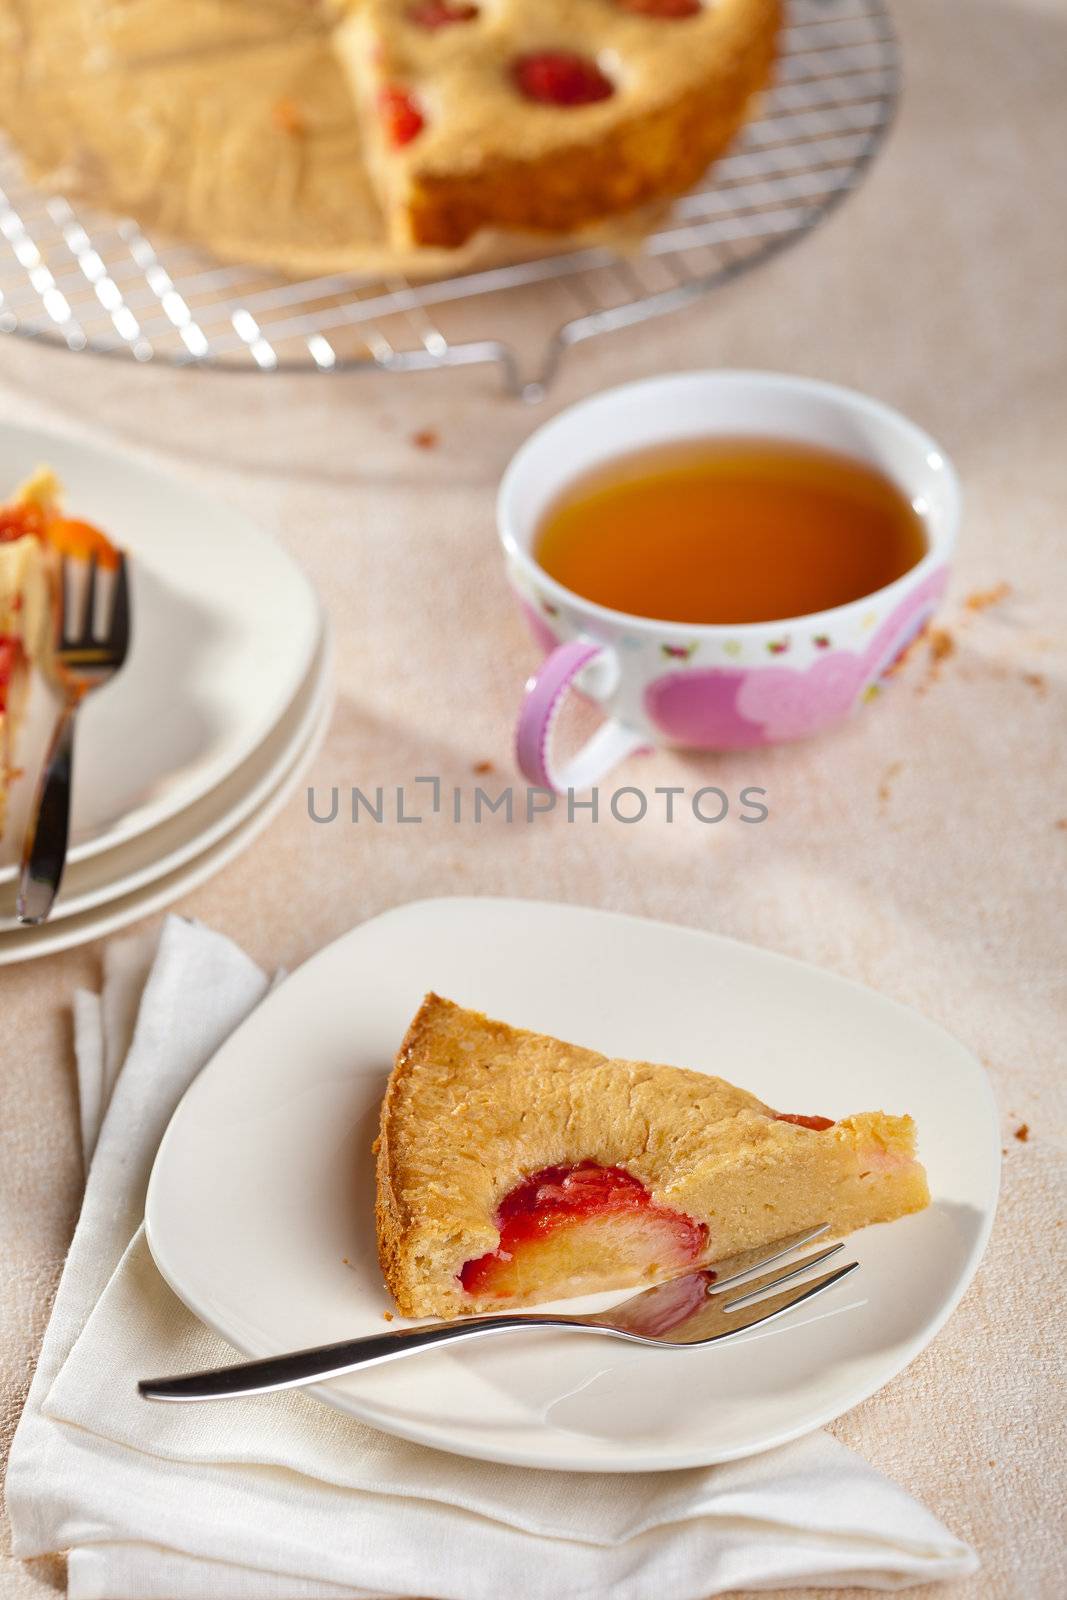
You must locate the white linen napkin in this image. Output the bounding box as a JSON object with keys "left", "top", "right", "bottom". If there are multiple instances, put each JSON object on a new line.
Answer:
{"left": 6, "top": 915, "right": 979, "bottom": 1599}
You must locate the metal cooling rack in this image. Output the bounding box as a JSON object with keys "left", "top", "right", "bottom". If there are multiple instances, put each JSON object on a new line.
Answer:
{"left": 0, "top": 0, "right": 898, "bottom": 399}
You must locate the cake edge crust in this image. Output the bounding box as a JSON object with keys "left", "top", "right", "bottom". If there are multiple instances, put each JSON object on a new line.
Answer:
{"left": 374, "top": 992, "right": 466, "bottom": 1318}
{"left": 396, "top": 0, "right": 782, "bottom": 248}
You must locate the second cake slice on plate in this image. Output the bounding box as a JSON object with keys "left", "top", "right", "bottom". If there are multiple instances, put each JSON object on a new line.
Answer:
{"left": 375, "top": 994, "right": 930, "bottom": 1318}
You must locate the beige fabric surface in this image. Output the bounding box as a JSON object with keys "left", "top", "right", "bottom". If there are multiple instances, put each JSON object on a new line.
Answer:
{"left": 1, "top": 0, "right": 1065, "bottom": 1596}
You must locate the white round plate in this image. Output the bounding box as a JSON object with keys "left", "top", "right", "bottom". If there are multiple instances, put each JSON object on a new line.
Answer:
{"left": 145, "top": 898, "right": 1000, "bottom": 1473}
{"left": 0, "top": 422, "right": 320, "bottom": 880}
{"left": 0, "top": 626, "right": 329, "bottom": 930}
{"left": 0, "top": 649, "right": 332, "bottom": 963}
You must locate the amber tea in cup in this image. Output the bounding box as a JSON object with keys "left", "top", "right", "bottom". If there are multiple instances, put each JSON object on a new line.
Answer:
{"left": 533, "top": 437, "right": 928, "bottom": 626}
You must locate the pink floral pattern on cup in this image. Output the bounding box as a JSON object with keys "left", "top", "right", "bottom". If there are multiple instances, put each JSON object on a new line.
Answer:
{"left": 645, "top": 668, "right": 769, "bottom": 748}
{"left": 734, "top": 649, "right": 865, "bottom": 743}
{"left": 644, "top": 568, "right": 949, "bottom": 748}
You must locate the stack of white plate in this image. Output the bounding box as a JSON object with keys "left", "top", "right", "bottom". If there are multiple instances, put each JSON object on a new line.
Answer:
{"left": 0, "top": 424, "right": 330, "bottom": 964}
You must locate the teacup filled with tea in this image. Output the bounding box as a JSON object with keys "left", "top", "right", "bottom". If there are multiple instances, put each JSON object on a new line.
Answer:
{"left": 498, "top": 371, "right": 959, "bottom": 792}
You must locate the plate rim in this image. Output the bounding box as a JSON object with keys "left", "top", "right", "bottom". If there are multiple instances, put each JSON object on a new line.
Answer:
{"left": 0, "top": 658, "right": 333, "bottom": 965}
{"left": 0, "top": 419, "right": 321, "bottom": 880}
{"left": 144, "top": 896, "right": 1001, "bottom": 1473}
{"left": 0, "top": 624, "right": 331, "bottom": 930}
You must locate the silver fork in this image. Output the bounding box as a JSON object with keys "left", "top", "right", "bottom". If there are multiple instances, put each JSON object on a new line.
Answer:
{"left": 17, "top": 551, "right": 131, "bottom": 926}
{"left": 138, "top": 1223, "right": 858, "bottom": 1402}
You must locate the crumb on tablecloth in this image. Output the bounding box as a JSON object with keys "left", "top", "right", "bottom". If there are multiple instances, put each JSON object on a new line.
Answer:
{"left": 882, "top": 625, "right": 929, "bottom": 678}
{"left": 472, "top": 759, "right": 494, "bottom": 775}
{"left": 1014, "top": 1123, "right": 1030, "bottom": 1142}
{"left": 929, "top": 628, "right": 955, "bottom": 663}
{"left": 964, "top": 582, "right": 1011, "bottom": 612}
{"left": 886, "top": 579, "right": 1014, "bottom": 696}
{"left": 412, "top": 429, "right": 439, "bottom": 450}
{"left": 914, "top": 627, "right": 956, "bottom": 694}
{"left": 878, "top": 760, "right": 903, "bottom": 803}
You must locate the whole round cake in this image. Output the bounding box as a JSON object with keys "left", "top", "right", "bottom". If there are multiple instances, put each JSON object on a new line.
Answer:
{"left": 0, "top": 0, "right": 780, "bottom": 274}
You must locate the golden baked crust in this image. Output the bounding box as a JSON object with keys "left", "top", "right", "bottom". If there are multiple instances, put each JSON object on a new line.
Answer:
{"left": 341, "top": 0, "right": 780, "bottom": 249}
{"left": 375, "top": 994, "right": 930, "bottom": 1318}
{"left": 0, "top": 0, "right": 779, "bottom": 270}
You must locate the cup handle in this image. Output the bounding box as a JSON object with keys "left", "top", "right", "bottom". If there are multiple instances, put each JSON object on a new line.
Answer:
{"left": 515, "top": 639, "right": 646, "bottom": 793}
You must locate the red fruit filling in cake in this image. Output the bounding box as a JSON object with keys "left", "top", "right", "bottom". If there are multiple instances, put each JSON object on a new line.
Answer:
{"left": 617, "top": 0, "right": 703, "bottom": 16}
{"left": 459, "top": 1161, "right": 707, "bottom": 1301}
{"left": 2, "top": 494, "right": 115, "bottom": 568}
{"left": 379, "top": 85, "right": 425, "bottom": 146}
{"left": 775, "top": 1113, "right": 835, "bottom": 1131}
{"left": 511, "top": 52, "right": 615, "bottom": 108}
{"left": 406, "top": 1, "right": 479, "bottom": 26}
{"left": 0, "top": 637, "right": 17, "bottom": 705}
{"left": 1, "top": 502, "right": 44, "bottom": 542}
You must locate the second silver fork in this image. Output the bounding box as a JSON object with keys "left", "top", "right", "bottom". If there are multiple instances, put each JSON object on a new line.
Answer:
{"left": 17, "top": 550, "right": 131, "bottom": 926}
